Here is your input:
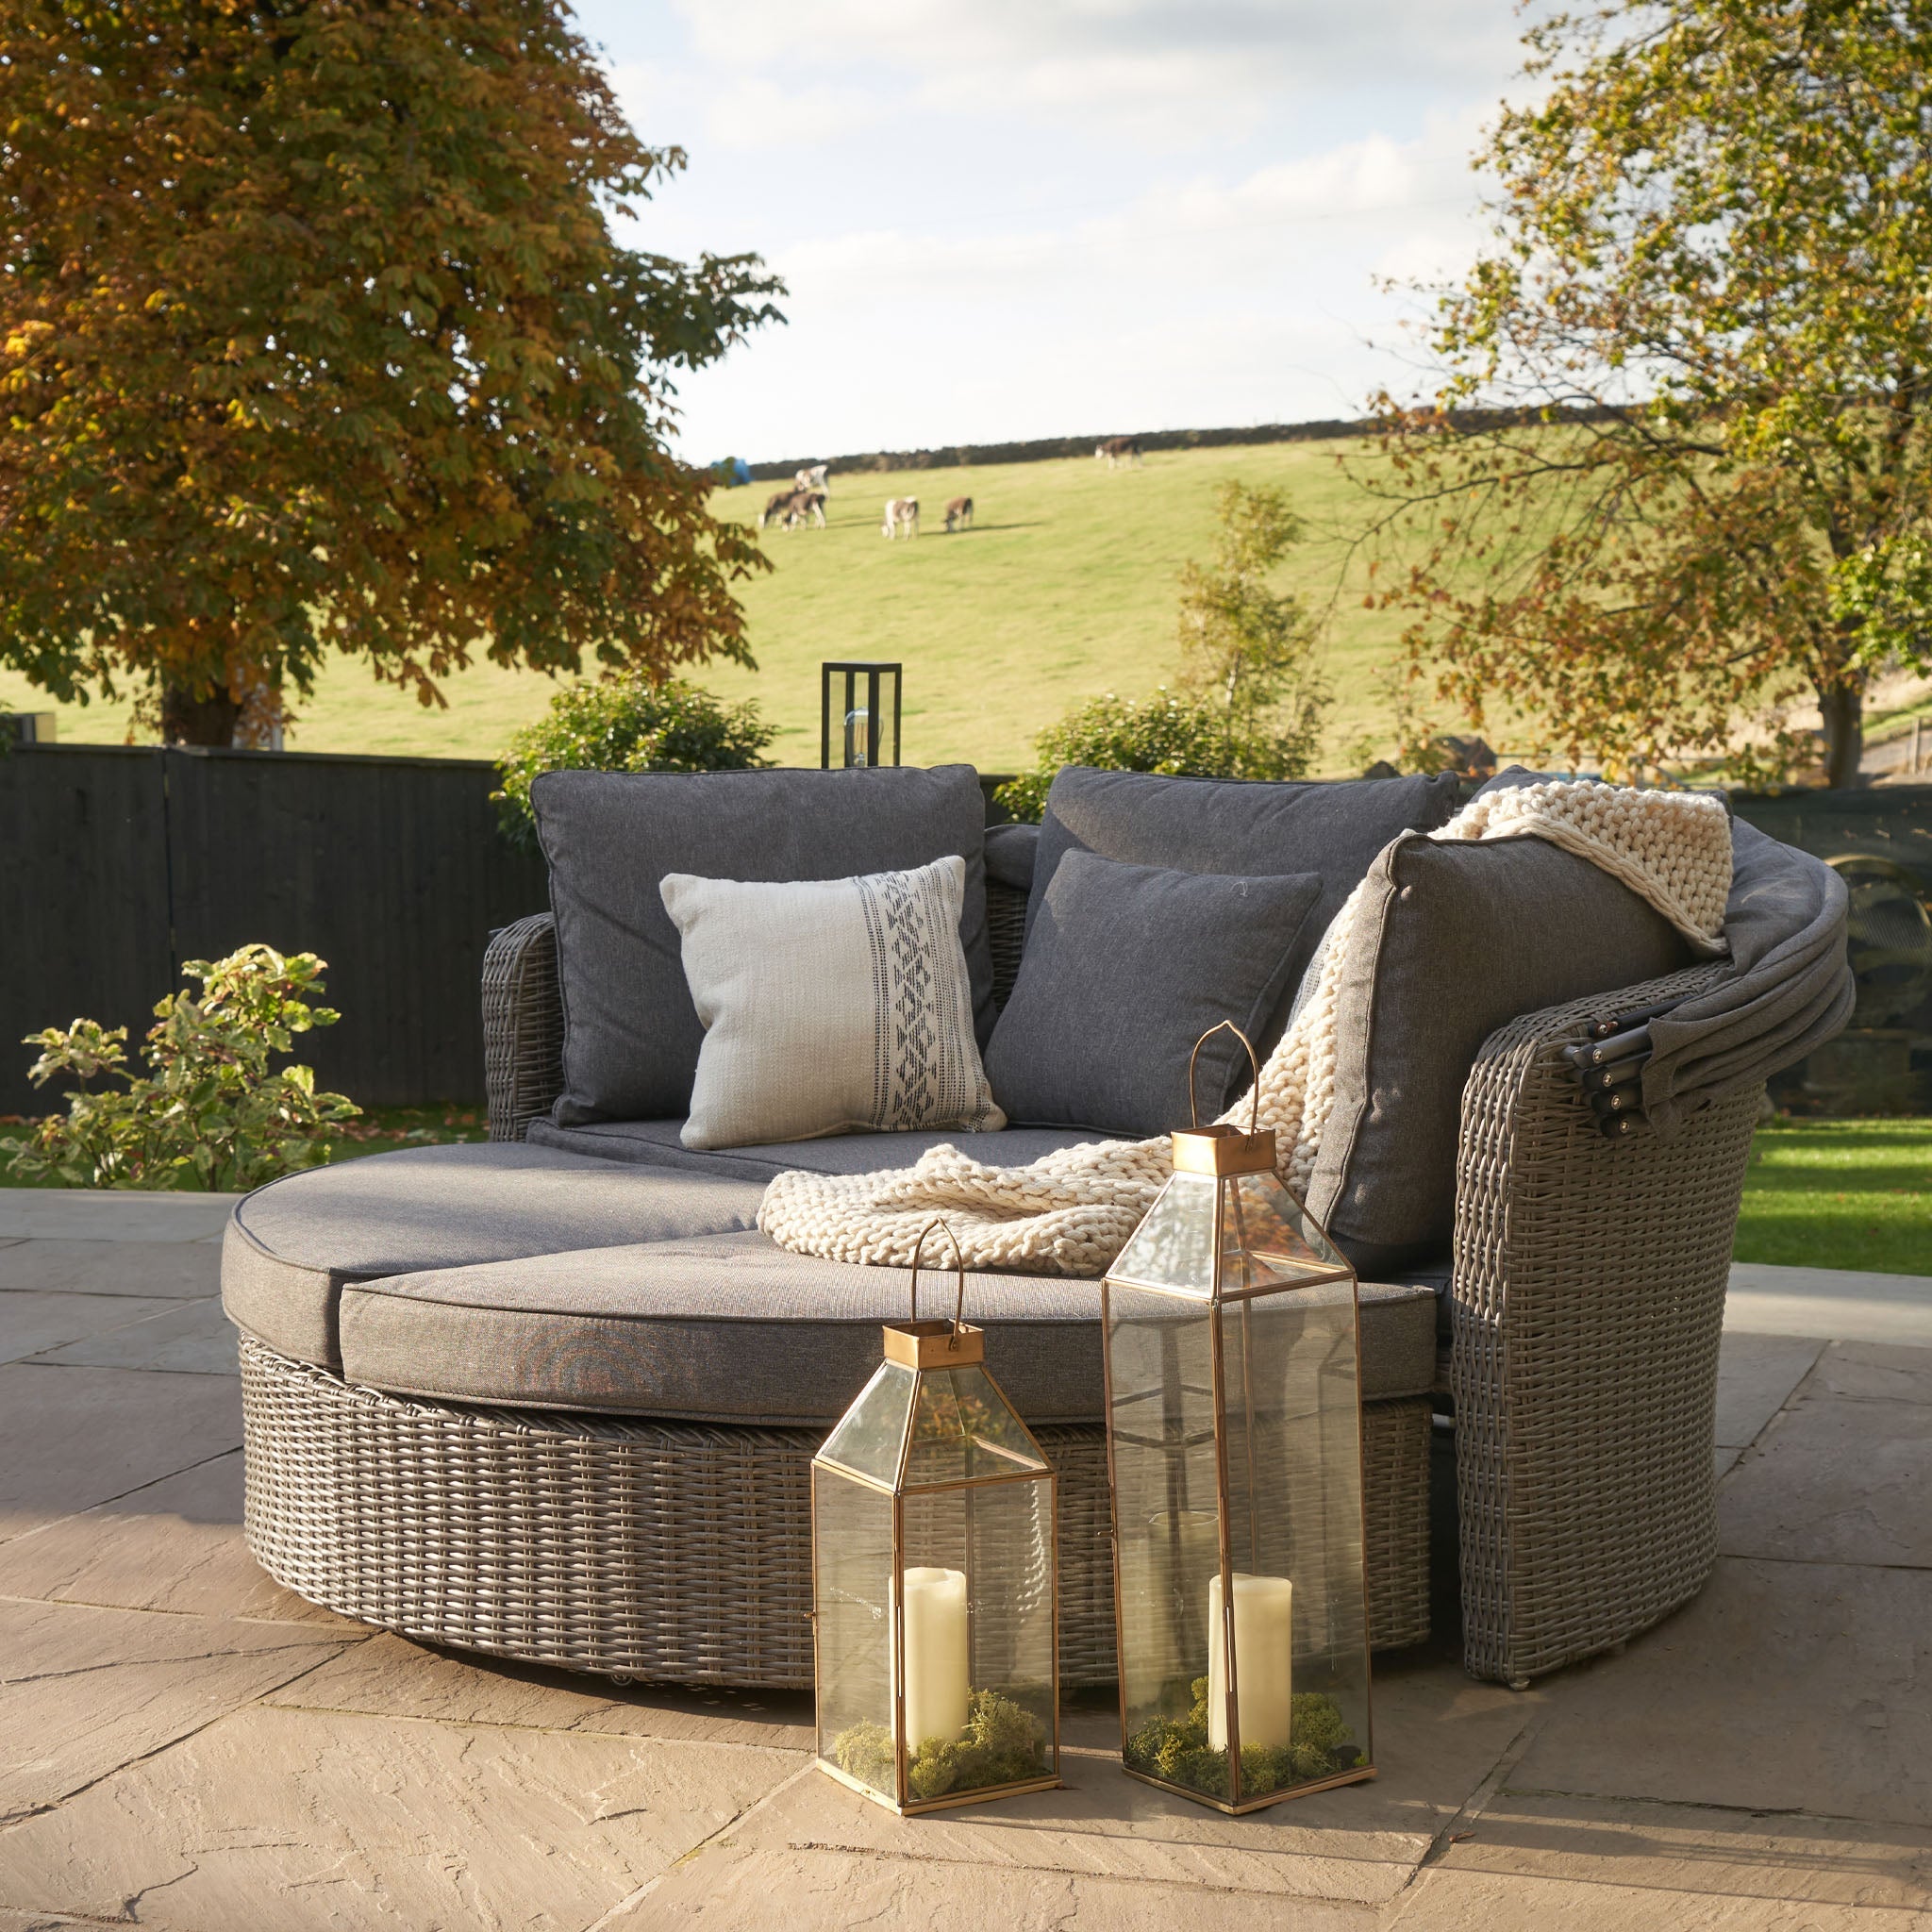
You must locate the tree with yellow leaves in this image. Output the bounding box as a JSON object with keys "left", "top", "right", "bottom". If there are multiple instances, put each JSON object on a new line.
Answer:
{"left": 0, "top": 0, "right": 782, "bottom": 743}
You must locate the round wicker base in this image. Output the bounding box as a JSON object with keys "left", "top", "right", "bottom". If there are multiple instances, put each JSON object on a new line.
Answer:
{"left": 241, "top": 1338, "right": 1428, "bottom": 1687}
{"left": 239, "top": 1337, "right": 1118, "bottom": 1687}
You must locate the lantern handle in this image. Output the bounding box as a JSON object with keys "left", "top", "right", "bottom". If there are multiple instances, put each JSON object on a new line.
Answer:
{"left": 1188, "top": 1021, "right": 1261, "bottom": 1135}
{"left": 908, "top": 1219, "right": 968, "bottom": 1341}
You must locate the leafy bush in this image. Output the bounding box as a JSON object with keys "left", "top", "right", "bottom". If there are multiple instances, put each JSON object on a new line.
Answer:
{"left": 2, "top": 946, "right": 359, "bottom": 1191}
{"left": 995, "top": 481, "right": 1329, "bottom": 823}
{"left": 494, "top": 674, "right": 775, "bottom": 850}
{"left": 994, "top": 689, "right": 1314, "bottom": 824}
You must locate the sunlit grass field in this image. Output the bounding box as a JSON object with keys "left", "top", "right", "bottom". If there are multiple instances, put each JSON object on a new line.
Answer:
{"left": 1734, "top": 1119, "right": 1932, "bottom": 1276}
{"left": 0, "top": 436, "right": 1441, "bottom": 775}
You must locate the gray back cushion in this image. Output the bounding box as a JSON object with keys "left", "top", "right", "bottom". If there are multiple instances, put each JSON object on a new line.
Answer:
{"left": 534, "top": 765, "right": 994, "bottom": 1124}
{"left": 1305, "top": 831, "right": 1695, "bottom": 1274}
{"left": 985, "top": 852, "right": 1322, "bottom": 1136}
{"left": 1029, "top": 768, "right": 1460, "bottom": 1048}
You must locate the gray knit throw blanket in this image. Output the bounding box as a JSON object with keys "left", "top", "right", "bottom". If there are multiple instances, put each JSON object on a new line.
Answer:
{"left": 758, "top": 781, "right": 1734, "bottom": 1278}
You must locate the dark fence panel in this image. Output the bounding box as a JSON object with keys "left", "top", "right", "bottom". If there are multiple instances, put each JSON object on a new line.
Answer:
{"left": 1731, "top": 786, "right": 1932, "bottom": 1114}
{"left": 1, "top": 746, "right": 174, "bottom": 1118}
{"left": 2, "top": 745, "right": 549, "bottom": 1114}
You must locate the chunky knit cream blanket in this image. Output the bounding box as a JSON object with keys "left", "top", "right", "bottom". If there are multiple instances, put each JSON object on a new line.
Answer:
{"left": 758, "top": 781, "right": 1733, "bottom": 1277}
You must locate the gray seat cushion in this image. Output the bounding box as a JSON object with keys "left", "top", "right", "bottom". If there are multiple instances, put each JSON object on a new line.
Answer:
{"left": 525, "top": 1115, "right": 1107, "bottom": 1183}
{"left": 985, "top": 852, "right": 1322, "bottom": 1136}
{"left": 1305, "top": 831, "right": 1696, "bottom": 1274}
{"left": 1028, "top": 767, "right": 1460, "bottom": 1052}
{"left": 532, "top": 765, "right": 995, "bottom": 1124}
{"left": 337, "top": 1228, "right": 1440, "bottom": 1423}
{"left": 223, "top": 1143, "right": 768, "bottom": 1372}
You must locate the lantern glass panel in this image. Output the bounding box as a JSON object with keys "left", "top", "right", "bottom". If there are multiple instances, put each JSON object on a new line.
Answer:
{"left": 1107, "top": 1273, "right": 1372, "bottom": 1807}
{"left": 1108, "top": 1171, "right": 1220, "bottom": 1295}
{"left": 1107, "top": 1288, "right": 1234, "bottom": 1806}
{"left": 818, "top": 1361, "right": 915, "bottom": 1484}
{"left": 904, "top": 1366, "right": 1051, "bottom": 1487}
{"left": 1214, "top": 1279, "right": 1372, "bottom": 1802}
{"left": 1220, "top": 1171, "right": 1350, "bottom": 1291}
{"left": 895, "top": 1478, "right": 1058, "bottom": 1804}
{"left": 813, "top": 1465, "right": 897, "bottom": 1802}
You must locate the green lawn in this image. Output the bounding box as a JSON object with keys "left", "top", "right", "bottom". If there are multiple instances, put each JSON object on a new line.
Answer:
{"left": 1733, "top": 1119, "right": 1932, "bottom": 1275}
{"left": 0, "top": 437, "right": 1458, "bottom": 776}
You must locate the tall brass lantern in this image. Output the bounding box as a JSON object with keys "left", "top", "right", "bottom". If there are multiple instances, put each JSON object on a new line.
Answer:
{"left": 1103, "top": 1024, "right": 1374, "bottom": 1814}
{"left": 811, "top": 1222, "right": 1061, "bottom": 1815}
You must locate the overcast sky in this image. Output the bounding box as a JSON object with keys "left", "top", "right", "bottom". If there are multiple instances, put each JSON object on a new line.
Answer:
{"left": 568, "top": 0, "right": 1535, "bottom": 463}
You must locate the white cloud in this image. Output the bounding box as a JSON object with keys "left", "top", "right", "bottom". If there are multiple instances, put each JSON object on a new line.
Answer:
{"left": 671, "top": 0, "right": 1524, "bottom": 116}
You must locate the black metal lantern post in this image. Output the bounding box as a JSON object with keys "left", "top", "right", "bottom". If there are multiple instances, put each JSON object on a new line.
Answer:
{"left": 821, "top": 661, "right": 903, "bottom": 769}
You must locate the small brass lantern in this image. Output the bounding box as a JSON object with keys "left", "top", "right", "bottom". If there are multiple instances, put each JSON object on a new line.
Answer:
{"left": 811, "top": 1222, "right": 1061, "bottom": 1814}
{"left": 1103, "top": 1024, "right": 1374, "bottom": 1814}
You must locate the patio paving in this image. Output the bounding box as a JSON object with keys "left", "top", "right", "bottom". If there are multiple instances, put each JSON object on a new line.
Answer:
{"left": 0, "top": 1191, "right": 1927, "bottom": 1930}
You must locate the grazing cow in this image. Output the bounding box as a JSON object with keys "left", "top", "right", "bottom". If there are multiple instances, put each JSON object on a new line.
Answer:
{"left": 882, "top": 496, "right": 919, "bottom": 540}
{"left": 1095, "top": 436, "right": 1142, "bottom": 469}
{"left": 758, "top": 487, "right": 824, "bottom": 532}
{"left": 944, "top": 495, "right": 974, "bottom": 533}
{"left": 794, "top": 462, "right": 831, "bottom": 496}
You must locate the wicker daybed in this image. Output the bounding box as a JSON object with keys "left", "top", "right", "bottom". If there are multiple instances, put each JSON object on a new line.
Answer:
{"left": 226, "top": 765, "right": 1843, "bottom": 1690}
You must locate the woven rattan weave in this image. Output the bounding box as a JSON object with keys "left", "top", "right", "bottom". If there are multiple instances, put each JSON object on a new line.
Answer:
{"left": 241, "top": 1338, "right": 1430, "bottom": 1683}
{"left": 1451, "top": 963, "right": 1759, "bottom": 1687}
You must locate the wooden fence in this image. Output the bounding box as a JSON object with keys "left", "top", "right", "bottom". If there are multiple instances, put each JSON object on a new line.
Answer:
{"left": 4, "top": 744, "right": 1925, "bottom": 1118}
{"left": 0, "top": 744, "right": 547, "bottom": 1116}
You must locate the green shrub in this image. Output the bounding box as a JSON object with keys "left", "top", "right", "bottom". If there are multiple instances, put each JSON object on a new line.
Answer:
{"left": 995, "top": 481, "right": 1329, "bottom": 823}
{"left": 2, "top": 945, "right": 359, "bottom": 1191}
{"left": 994, "top": 688, "right": 1314, "bottom": 824}
{"left": 494, "top": 674, "right": 775, "bottom": 850}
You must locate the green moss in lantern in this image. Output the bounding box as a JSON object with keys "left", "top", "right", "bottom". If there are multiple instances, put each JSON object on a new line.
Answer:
{"left": 1124, "top": 1678, "right": 1362, "bottom": 1800}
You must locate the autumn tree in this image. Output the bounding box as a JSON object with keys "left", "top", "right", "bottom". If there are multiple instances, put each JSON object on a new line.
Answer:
{"left": 1364, "top": 0, "right": 1932, "bottom": 787}
{"left": 0, "top": 0, "right": 782, "bottom": 744}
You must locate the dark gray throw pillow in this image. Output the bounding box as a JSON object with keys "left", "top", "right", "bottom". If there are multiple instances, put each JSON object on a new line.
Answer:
{"left": 1028, "top": 767, "right": 1460, "bottom": 1051}
{"left": 534, "top": 765, "right": 994, "bottom": 1124}
{"left": 1304, "top": 831, "right": 1696, "bottom": 1274}
{"left": 985, "top": 851, "right": 1323, "bottom": 1138}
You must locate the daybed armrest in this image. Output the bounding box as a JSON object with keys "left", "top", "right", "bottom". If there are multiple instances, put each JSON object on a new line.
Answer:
{"left": 1449, "top": 961, "right": 1758, "bottom": 1687}
{"left": 482, "top": 913, "right": 564, "bottom": 1141}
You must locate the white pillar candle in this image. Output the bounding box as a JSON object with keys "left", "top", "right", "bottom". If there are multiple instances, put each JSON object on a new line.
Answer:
{"left": 898, "top": 1566, "right": 970, "bottom": 1748}
{"left": 1207, "top": 1573, "right": 1293, "bottom": 1752}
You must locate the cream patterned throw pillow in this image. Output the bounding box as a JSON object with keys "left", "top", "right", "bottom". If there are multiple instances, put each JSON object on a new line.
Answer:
{"left": 660, "top": 856, "right": 1007, "bottom": 1150}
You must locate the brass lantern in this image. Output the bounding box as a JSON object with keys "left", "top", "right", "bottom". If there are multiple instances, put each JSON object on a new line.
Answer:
{"left": 1103, "top": 1024, "right": 1374, "bottom": 1814}
{"left": 811, "top": 1222, "right": 1061, "bottom": 1814}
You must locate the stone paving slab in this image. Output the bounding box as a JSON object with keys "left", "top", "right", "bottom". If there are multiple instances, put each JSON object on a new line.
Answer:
{"left": 0, "top": 1703, "right": 801, "bottom": 1932}
{"left": 1512, "top": 1557, "right": 1932, "bottom": 1829}
{"left": 0, "top": 1364, "right": 242, "bottom": 1547}
{"left": 1714, "top": 1333, "right": 1828, "bottom": 1447}
{"left": 0, "top": 1194, "right": 239, "bottom": 1243}
{"left": 620, "top": 1843, "right": 1383, "bottom": 1930}
{"left": 0, "top": 1238, "right": 223, "bottom": 1297}
{"left": 0, "top": 1289, "right": 184, "bottom": 1365}
{"left": 1423, "top": 1790, "right": 1932, "bottom": 1910}
{"left": 1726, "top": 1262, "right": 1932, "bottom": 1348}
{"left": 1382, "top": 1867, "right": 1932, "bottom": 1930}
{"left": 0, "top": 1596, "right": 348, "bottom": 1824}
{"left": 264, "top": 1631, "right": 814, "bottom": 1750}
{"left": 0, "top": 1449, "right": 358, "bottom": 1629}
{"left": 1720, "top": 1381, "right": 1932, "bottom": 1568}
{"left": 24, "top": 1295, "right": 236, "bottom": 1374}
{"left": 636, "top": 1657, "right": 1538, "bottom": 1907}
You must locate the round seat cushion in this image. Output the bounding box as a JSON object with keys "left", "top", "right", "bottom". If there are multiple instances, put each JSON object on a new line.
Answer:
{"left": 222, "top": 1142, "right": 768, "bottom": 1373}
{"left": 334, "top": 1228, "right": 1440, "bottom": 1426}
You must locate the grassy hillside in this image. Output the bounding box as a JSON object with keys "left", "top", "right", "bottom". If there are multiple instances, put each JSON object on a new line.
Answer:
{"left": 0, "top": 437, "right": 1419, "bottom": 774}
